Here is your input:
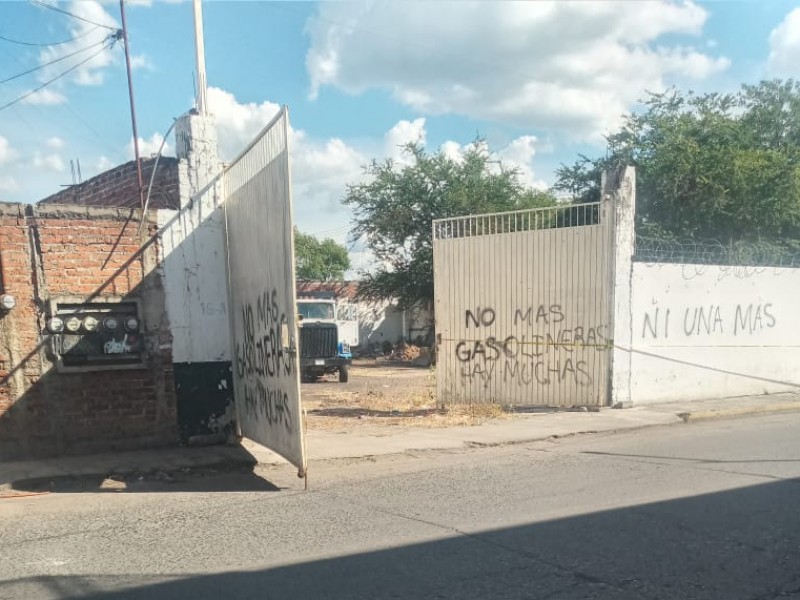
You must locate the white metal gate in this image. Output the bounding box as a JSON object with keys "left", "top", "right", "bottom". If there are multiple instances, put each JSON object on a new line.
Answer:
{"left": 433, "top": 202, "right": 612, "bottom": 407}
{"left": 224, "top": 107, "right": 306, "bottom": 474}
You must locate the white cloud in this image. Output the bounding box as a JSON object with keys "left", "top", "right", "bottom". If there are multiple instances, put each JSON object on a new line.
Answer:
{"left": 22, "top": 88, "right": 67, "bottom": 106}
{"left": 32, "top": 152, "right": 66, "bottom": 173}
{"left": 207, "top": 87, "right": 366, "bottom": 241}
{"left": 768, "top": 8, "right": 800, "bottom": 77}
{"left": 0, "top": 136, "right": 16, "bottom": 164}
{"left": 96, "top": 155, "right": 116, "bottom": 172}
{"left": 207, "top": 86, "right": 282, "bottom": 161}
{"left": 437, "top": 135, "right": 547, "bottom": 190}
{"left": 306, "top": 1, "right": 729, "bottom": 138}
{"left": 203, "top": 87, "right": 548, "bottom": 272}
{"left": 496, "top": 135, "right": 548, "bottom": 190}
{"left": 130, "top": 54, "right": 154, "bottom": 70}
{"left": 384, "top": 118, "right": 426, "bottom": 163}
{"left": 129, "top": 133, "right": 172, "bottom": 159}
{"left": 0, "top": 176, "right": 19, "bottom": 194}
{"left": 46, "top": 137, "right": 65, "bottom": 150}
{"left": 37, "top": 1, "right": 119, "bottom": 88}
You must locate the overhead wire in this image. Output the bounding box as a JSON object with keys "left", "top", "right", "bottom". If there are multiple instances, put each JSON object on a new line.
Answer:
{"left": 0, "top": 42, "right": 119, "bottom": 154}
{"left": 0, "top": 41, "right": 116, "bottom": 113}
{"left": 0, "top": 25, "right": 101, "bottom": 47}
{"left": 30, "top": 0, "right": 117, "bottom": 32}
{"left": 0, "top": 36, "right": 114, "bottom": 85}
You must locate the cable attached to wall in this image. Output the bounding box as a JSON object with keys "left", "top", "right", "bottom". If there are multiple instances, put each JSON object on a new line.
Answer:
{"left": 137, "top": 115, "right": 182, "bottom": 235}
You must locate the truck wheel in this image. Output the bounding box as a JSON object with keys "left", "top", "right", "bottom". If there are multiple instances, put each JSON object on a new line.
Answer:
{"left": 338, "top": 365, "right": 349, "bottom": 383}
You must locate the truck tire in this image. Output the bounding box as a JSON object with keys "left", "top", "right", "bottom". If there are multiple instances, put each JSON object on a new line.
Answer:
{"left": 338, "top": 365, "right": 349, "bottom": 383}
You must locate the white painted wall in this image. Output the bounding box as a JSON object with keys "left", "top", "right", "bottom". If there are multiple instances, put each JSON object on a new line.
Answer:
{"left": 158, "top": 188, "right": 230, "bottom": 363}
{"left": 357, "top": 299, "right": 405, "bottom": 348}
{"left": 625, "top": 262, "right": 800, "bottom": 403}
{"left": 158, "top": 113, "right": 231, "bottom": 363}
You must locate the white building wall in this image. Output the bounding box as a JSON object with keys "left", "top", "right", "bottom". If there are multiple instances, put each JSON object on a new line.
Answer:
{"left": 625, "top": 262, "right": 800, "bottom": 404}
{"left": 159, "top": 113, "right": 230, "bottom": 364}
{"left": 157, "top": 186, "right": 230, "bottom": 363}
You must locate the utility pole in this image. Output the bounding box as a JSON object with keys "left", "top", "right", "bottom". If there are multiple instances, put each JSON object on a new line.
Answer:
{"left": 193, "top": 0, "right": 208, "bottom": 115}
{"left": 119, "top": 0, "right": 145, "bottom": 210}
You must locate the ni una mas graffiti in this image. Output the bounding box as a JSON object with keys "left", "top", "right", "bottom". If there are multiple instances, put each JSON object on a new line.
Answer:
{"left": 640, "top": 302, "right": 776, "bottom": 340}
{"left": 235, "top": 287, "right": 294, "bottom": 432}
{"left": 455, "top": 306, "right": 609, "bottom": 388}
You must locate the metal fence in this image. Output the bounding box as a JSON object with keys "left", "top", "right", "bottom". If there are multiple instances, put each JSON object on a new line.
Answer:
{"left": 433, "top": 202, "right": 601, "bottom": 241}
{"left": 433, "top": 202, "right": 612, "bottom": 408}
{"left": 634, "top": 236, "right": 800, "bottom": 268}
{"left": 224, "top": 107, "right": 306, "bottom": 474}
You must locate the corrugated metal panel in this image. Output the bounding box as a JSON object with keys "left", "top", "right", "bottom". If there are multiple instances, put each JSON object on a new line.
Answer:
{"left": 223, "top": 107, "right": 306, "bottom": 473}
{"left": 433, "top": 203, "right": 611, "bottom": 407}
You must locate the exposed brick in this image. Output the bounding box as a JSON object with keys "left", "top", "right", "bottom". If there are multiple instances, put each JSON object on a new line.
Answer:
{"left": 0, "top": 202, "right": 176, "bottom": 461}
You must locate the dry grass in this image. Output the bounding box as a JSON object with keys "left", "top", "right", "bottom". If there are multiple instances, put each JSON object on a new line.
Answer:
{"left": 303, "top": 365, "right": 509, "bottom": 430}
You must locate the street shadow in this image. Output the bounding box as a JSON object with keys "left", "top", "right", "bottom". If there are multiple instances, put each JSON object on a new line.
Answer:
{"left": 8, "top": 467, "right": 280, "bottom": 494}
{"left": 2, "top": 476, "right": 799, "bottom": 599}
{"left": 5, "top": 444, "right": 281, "bottom": 494}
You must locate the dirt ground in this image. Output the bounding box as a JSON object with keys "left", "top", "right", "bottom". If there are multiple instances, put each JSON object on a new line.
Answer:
{"left": 302, "top": 359, "right": 506, "bottom": 430}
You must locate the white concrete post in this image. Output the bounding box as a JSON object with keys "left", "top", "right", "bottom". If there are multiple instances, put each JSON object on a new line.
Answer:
{"left": 175, "top": 113, "right": 220, "bottom": 206}
{"left": 607, "top": 167, "right": 636, "bottom": 407}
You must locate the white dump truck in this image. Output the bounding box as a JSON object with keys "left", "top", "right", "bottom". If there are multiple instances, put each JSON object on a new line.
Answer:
{"left": 296, "top": 295, "right": 359, "bottom": 383}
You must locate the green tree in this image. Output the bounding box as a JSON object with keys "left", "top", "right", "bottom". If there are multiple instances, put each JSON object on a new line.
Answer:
{"left": 294, "top": 229, "right": 351, "bottom": 281}
{"left": 554, "top": 80, "right": 800, "bottom": 245}
{"left": 344, "top": 142, "right": 557, "bottom": 309}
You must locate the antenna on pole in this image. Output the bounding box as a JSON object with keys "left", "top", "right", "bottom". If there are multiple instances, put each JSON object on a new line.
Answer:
{"left": 193, "top": 0, "right": 208, "bottom": 115}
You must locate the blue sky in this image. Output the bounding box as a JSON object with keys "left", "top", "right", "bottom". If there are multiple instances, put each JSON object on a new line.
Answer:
{"left": 1, "top": 0, "right": 799, "bottom": 267}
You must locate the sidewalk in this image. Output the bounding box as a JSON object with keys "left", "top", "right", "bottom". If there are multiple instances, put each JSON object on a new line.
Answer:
{"left": 3, "top": 392, "right": 799, "bottom": 492}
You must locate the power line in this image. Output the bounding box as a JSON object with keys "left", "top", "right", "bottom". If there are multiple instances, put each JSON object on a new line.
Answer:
{"left": 30, "top": 0, "right": 117, "bottom": 32}
{"left": 0, "top": 42, "right": 115, "bottom": 113}
{"left": 0, "top": 42, "right": 119, "bottom": 154}
{"left": 0, "top": 37, "right": 113, "bottom": 85}
{"left": 0, "top": 25, "right": 100, "bottom": 47}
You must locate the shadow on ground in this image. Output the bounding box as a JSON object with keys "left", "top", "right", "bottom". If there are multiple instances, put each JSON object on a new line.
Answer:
{"left": 6, "top": 445, "right": 280, "bottom": 494}
{"left": 3, "top": 477, "right": 799, "bottom": 599}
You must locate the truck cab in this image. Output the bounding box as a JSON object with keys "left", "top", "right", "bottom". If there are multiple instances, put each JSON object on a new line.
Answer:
{"left": 296, "top": 297, "right": 357, "bottom": 383}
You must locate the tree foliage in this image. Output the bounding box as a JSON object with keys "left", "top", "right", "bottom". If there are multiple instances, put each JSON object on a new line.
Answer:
{"left": 344, "top": 142, "right": 557, "bottom": 308}
{"left": 294, "top": 229, "right": 351, "bottom": 281}
{"left": 554, "top": 80, "right": 800, "bottom": 245}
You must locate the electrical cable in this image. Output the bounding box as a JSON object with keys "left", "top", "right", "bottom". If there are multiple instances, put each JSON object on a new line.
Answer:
{"left": 30, "top": 0, "right": 117, "bottom": 31}
{"left": 0, "top": 36, "right": 113, "bottom": 85}
{"left": 0, "top": 42, "right": 114, "bottom": 113}
{"left": 0, "top": 42, "right": 117, "bottom": 153}
{"left": 0, "top": 25, "right": 100, "bottom": 47}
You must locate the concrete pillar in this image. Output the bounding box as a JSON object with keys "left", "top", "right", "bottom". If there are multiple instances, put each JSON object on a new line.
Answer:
{"left": 605, "top": 166, "right": 636, "bottom": 407}
{"left": 175, "top": 112, "right": 220, "bottom": 206}
{"left": 160, "top": 112, "right": 234, "bottom": 443}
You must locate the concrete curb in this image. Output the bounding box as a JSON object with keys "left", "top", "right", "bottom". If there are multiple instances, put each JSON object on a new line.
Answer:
{"left": 677, "top": 401, "right": 800, "bottom": 423}
{"left": 1, "top": 451, "right": 257, "bottom": 493}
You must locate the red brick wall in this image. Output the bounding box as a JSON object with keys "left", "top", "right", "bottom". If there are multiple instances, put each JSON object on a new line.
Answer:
{"left": 38, "top": 157, "right": 179, "bottom": 210}
{"left": 0, "top": 203, "right": 177, "bottom": 460}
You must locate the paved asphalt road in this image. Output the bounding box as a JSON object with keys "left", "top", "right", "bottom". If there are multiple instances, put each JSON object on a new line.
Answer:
{"left": 1, "top": 413, "right": 799, "bottom": 600}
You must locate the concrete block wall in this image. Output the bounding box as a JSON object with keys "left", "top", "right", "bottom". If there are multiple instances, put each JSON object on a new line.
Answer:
{"left": 0, "top": 203, "right": 177, "bottom": 460}
{"left": 609, "top": 167, "right": 800, "bottom": 405}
